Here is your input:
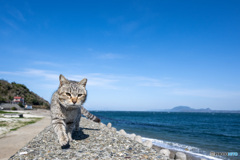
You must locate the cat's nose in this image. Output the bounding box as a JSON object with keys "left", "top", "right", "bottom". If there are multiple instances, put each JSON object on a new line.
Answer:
{"left": 72, "top": 98, "right": 77, "bottom": 104}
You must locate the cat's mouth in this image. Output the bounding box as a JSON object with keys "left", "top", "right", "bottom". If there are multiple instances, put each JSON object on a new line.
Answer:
{"left": 66, "top": 104, "right": 81, "bottom": 109}
{"left": 58, "top": 99, "right": 81, "bottom": 109}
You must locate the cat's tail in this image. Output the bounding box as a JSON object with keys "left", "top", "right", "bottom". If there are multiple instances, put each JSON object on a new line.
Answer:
{"left": 81, "top": 106, "right": 101, "bottom": 123}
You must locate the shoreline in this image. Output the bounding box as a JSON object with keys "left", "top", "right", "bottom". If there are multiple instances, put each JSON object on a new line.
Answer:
{"left": 118, "top": 129, "right": 203, "bottom": 160}
{"left": 142, "top": 137, "right": 222, "bottom": 160}
{"left": 152, "top": 145, "right": 200, "bottom": 160}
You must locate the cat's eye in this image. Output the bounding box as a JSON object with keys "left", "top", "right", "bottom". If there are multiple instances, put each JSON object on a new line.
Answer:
{"left": 66, "top": 93, "right": 71, "bottom": 97}
{"left": 78, "top": 94, "right": 82, "bottom": 97}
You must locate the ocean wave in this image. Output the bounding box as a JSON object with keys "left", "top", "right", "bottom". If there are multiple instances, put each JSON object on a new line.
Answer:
{"left": 141, "top": 137, "right": 222, "bottom": 160}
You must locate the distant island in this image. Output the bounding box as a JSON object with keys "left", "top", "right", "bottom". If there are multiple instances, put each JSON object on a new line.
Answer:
{"left": 162, "top": 106, "right": 240, "bottom": 113}
{"left": 170, "top": 106, "right": 211, "bottom": 112}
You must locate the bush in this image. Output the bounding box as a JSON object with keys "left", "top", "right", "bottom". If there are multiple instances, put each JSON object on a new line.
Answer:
{"left": 11, "top": 107, "right": 17, "bottom": 110}
{"left": 32, "top": 99, "right": 40, "bottom": 105}
{"left": 19, "top": 102, "right": 24, "bottom": 108}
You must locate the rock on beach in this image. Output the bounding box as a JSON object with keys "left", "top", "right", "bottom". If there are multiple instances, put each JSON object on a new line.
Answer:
{"left": 119, "top": 129, "right": 127, "bottom": 136}
{"left": 160, "top": 149, "right": 171, "bottom": 157}
{"left": 128, "top": 133, "right": 136, "bottom": 140}
{"left": 175, "top": 152, "right": 187, "bottom": 160}
{"left": 142, "top": 140, "right": 153, "bottom": 149}
{"left": 134, "top": 135, "right": 142, "bottom": 143}
{"left": 107, "top": 122, "right": 112, "bottom": 128}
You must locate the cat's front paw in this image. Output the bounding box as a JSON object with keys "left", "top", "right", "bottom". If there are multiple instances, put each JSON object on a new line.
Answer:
{"left": 59, "top": 135, "right": 69, "bottom": 147}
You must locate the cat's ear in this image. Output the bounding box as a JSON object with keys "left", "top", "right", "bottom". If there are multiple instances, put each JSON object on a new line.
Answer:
{"left": 59, "top": 74, "right": 69, "bottom": 86}
{"left": 79, "top": 78, "right": 87, "bottom": 87}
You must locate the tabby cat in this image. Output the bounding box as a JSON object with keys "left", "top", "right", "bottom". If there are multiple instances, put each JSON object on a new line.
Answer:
{"left": 51, "top": 74, "right": 100, "bottom": 147}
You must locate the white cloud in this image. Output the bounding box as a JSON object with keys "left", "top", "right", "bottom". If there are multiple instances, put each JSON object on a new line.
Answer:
{"left": 6, "top": 69, "right": 239, "bottom": 99}
{"left": 2, "top": 68, "right": 240, "bottom": 110}
{"left": 1, "top": 69, "right": 174, "bottom": 90}
{"left": 0, "top": 70, "right": 120, "bottom": 89}
{"left": 69, "top": 73, "right": 177, "bottom": 90}
{"left": 23, "top": 69, "right": 59, "bottom": 81}
{"left": 3, "top": 69, "right": 239, "bottom": 100}
{"left": 0, "top": 69, "right": 59, "bottom": 81}
{"left": 0, "top": 71, "right": 20, "bottom": 76}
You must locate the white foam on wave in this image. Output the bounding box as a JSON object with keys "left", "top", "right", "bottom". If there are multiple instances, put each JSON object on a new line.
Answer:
{"left": 142, "top": 137, "right": 222, "bottom": 160}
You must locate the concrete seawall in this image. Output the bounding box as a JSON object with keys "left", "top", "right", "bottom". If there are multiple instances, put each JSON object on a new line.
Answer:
{"left": 9, "top": 117, "right": 193, "bottom": 160}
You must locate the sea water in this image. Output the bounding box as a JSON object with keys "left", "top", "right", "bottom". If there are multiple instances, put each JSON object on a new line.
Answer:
{"left": 90, "top": 111, "right": 240, "bottom": 160}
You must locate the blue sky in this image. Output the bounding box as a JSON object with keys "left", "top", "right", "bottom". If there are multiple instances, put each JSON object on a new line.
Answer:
{"left": 0, "top": 0, "right": 240, "bottom": 111}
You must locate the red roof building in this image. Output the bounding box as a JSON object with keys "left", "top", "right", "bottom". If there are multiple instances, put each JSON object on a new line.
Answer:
{"left": 13, "top": 96, "right": 24, "bottom": 103}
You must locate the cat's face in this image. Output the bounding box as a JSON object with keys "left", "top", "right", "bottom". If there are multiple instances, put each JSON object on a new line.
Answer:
{"left": 57, "top": 75, "right": 87, "bottom": 108}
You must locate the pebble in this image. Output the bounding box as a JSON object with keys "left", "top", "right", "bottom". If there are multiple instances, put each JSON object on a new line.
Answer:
{"left": 175, "top": 152, "right": 187, "bottom": 160}
{"left": 134, "top": 135, "right": 142, "bottom": 143}
{"left": 111, "top": 127, "right": 116, "bottom": 132}
{"left": 100, "top": 123, "right": 106, "bottom": 128}
{"left": 160, "top": 149, "right": 170, "bottom": 157}
{"left": 128, "top": 133, "right": 136, "bottom": 140}
{"left": 119, "top": 129, "right": 127, "bottom": 136}
{"left": 142, "top": 140, "right": 153, "bottom": 149}
{"left": 107, "top": 122, "right": 112, "bottom": 128}
{"left": 19, "top": 152, "right": 28, "bottom": 155}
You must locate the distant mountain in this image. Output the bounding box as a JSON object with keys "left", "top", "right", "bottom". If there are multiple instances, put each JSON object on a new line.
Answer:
{"left": 150, "top": 106, "right": 240, "bottom": 113}
{"left": 170, "top": 106, "right": 212, "bottom": 112}
{"left": 0, "top": 79, "right": 50, "bottom": 109}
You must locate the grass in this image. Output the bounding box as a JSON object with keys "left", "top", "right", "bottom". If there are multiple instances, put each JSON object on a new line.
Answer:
{"left": 0, "top": 122, "right": 7, "bottom": 127}
{"left": 0, "top": 110, "right": 19, "bottom": 114}
{"left": 10, "top": 127, "right": 20, "bottom": 131}
{"left": 9, "top": 118, "right": 42, "bottom": 131}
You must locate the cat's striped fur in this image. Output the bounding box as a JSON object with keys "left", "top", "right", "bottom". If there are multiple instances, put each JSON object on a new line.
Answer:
{"left": 81, "top": 106, "right": 100, "bottom": 122}
{"left": 50, "top": 74, "right": 100, "bottom": 147}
